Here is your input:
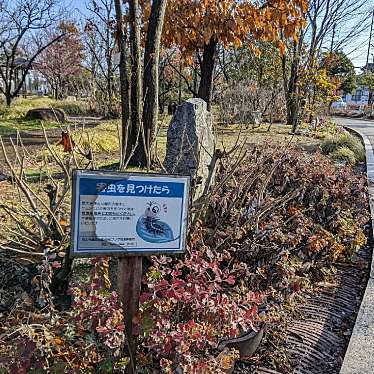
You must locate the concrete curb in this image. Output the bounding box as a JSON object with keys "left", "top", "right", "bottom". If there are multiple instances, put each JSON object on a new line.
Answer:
{"left": 340, "top": 126, "right": 374, "bottom": 374}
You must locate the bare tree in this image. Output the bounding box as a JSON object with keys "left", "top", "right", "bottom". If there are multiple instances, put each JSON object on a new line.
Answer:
{"left": 305, "top": 0, "right": 370, "bottom": 62}
{"left": 127, "top": 0, "right": 143, "bottom": 165}
{"left": 114, "top": 0, "right": 130, "bottom": 168}
{"left": 282, "top": 38, "right": 303, "bottom": 132}
{"left": 282, "top": 0, "right": 370, "bottom": 130}
{"left": 0, "top": 0, "right": 65, "bottom": 105}
{"left": 133, "top": 0, "right": 168, "bottom": 166}
{"left": 330, "top": 11, "right": 372, "bottom": 52}
{"left": 84, "top": 0, "right": 118, "bottom": 117}
{"left": 37, "top": 22, "right": 85, "bottom": 100}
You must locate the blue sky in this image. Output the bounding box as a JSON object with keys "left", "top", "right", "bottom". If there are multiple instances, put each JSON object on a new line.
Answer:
{"left": 65, "top": 0, "right": 87, "bottom": 13}
{"left": 64, "top": 0, "right": 372, "bottom": 71}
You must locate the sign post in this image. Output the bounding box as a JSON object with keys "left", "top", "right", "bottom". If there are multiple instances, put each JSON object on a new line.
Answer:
{"left": 118, "top": 256, "right": 142, "bottom": 373}
{"left": 71, "top": 170, "right": 190, "bottom": 371}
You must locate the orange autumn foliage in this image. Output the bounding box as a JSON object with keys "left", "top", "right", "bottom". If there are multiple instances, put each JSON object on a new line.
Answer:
{"left": 162, "top": 0, "right": 308, "bottom": 59}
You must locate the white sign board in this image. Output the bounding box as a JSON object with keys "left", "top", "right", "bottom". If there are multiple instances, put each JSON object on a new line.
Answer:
{"left": 71, "top": 170, "right": 190, "bottom": 256}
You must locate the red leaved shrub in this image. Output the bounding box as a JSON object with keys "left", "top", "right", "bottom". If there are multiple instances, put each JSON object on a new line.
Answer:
{"left": 0, "top": 145, "right": 368, "bottom": 373}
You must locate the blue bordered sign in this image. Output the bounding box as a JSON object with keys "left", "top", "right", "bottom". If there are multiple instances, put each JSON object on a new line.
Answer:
{"left": 71, "top": 170, "right": 190, "bottom": 256}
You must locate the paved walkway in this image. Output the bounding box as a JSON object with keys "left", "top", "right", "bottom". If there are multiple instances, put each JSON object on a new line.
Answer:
{"left": 334, "top": 117, "right": 374, "bottom": 374}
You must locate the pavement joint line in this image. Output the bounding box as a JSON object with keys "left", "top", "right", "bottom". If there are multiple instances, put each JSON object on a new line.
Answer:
{"left": 340, "top": 124, "right": 374, "bottom": 374}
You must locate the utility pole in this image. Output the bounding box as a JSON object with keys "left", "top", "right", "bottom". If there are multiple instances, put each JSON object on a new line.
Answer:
{"left": 365, "top": 9, "right": 374, "bottom": 73}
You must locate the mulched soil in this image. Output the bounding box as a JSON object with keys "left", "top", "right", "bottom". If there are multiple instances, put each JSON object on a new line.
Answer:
{"left": 234, "top": 232, "right": 371, "bottom": 374}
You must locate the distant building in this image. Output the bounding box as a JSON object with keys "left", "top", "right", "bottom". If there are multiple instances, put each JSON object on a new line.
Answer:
{"left": 342, "top": 86, "right": 370, "bottom": 106}
{"left": 341, "top": 63, "right": 373, "bottom": 106}
{"left": 24, "top": 70, "right": 49, "bottom": 95}
{"left": 0, "top": 57, "right": 50, "bottom": 99}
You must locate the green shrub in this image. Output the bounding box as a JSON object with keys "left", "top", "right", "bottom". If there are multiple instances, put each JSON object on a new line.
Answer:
{"left": 314, "top": 130, "right": 330, "bottom": 140}
{"left": 320, "top": 136, "right": 338, "bottom": 154}
{"left": 54, "top": 101, "right": 91, "bottom": 116}
{"left": 321, "top": 132, "right": 365, "bottom": 163}
{"left": 331, "top": 146, "right": 356, "bottom": 164}
{"left": 338, "top": 133, "right": 362, "bottom": 150}
{"left": 351, "top": 140, "right": 366, "bottom": 162}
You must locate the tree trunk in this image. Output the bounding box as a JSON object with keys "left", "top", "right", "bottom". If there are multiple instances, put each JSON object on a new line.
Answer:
{"left": 288, "top": 94, "right": 299, "bottom": 133}
{"left": 132, "top": 0, "right": 168, "bottom": 167}
{"left": 107, "top": 59, "right": 114, "bottom": 117}
{"left": 284, "top": 41, "right": 300, "bottom": 133}
{"left": 193, "top": 54, "right": 198, "bottom": 94}
{"left": 114, "top": 0, "right": 131, "bottom": 169}
{"left": 309, "top": 87, "right": 317, "bottom": 123}
{"left": 5, "top": 92, "right": 12, "bottom": 106}
{"left": 198, "top": 38, "right": 217, "bottom": 111}
{"left": 57, "top": 76, "right": 63, "bottom": 100}
{"left": 178, "top": 61, "right": 182, "bottom": 104}
{"left": 127, "top": 0, "right": 143, "bottom": 167}
{"left": 107, "top": 78, "right": 112, "bottom": 116}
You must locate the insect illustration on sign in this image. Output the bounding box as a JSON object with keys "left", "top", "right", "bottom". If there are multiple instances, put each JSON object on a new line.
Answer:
{"left": 136, "top": 201, "right": 175, "bottom": 243}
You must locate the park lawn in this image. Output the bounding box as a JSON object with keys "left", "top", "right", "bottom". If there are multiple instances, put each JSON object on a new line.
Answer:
{"left": 2, "top": 118, "right": 323, "bottom": 198}
{"left": 0, "top": 118, "right": 59, "bottom": 136}
{"left": 0, "top": 97, "right": 322, "bottom": 156}
{"left": 58, "top": 120, "right": 322, "bottom": 162}
{"left": 0, "top": 96, "right": 92, "bottom": 119}
{"left": 0, "top": 96, "right": 324, "bottom": 181}
{"left": 0, "top": 96, "right": 95, "bottom": 136}
{"left": 155, "top": 122, "right": 322, "bottom": 160}
{"left": 215, "top": 123, "right": 321, "bottom": 152}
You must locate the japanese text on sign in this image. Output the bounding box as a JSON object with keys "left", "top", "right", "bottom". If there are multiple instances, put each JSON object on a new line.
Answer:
{"left": 71, "top": 171, "right": 190, "bottom": 256}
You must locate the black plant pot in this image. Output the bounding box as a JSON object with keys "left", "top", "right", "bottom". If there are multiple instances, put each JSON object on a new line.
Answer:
{"left": 217, "top": 324, "right": 265, "bottom": 358}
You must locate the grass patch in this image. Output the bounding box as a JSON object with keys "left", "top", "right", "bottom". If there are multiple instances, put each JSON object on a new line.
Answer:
{"left": 321, "top": 132, "right": 365, "bottom": 164}
{"left": 53, "top": 101, "right": 92, "bottom": 116}
{"left": 331, "top": 146, "right": 356, "bottom": 164}
{"left": 36, "top": 144, "right": 67, "bottom": 163}
{"left": 153, "top": 122, "right": 324, "bottom": 161}
{"left": 0, "top": 96, "right": 96, "bottom": 136}
{"left": 35, "top": 121, "right": 120, "bottom": 163}
{"left": 77, "top": 121, "right": 120, "bottom": 153}
{"left": 0, "top": 96, "right": 93, "bottom": 120}
{"left": 215, "top": 123, "right": 321, "bottom": 152}
{"left": 0, "top": 118, "right": 58, "bottom": 136}
{"left": 24, "top": 169, "right": 49, "bottom": 183}
{"left": 0, "top": 97, "right": 99, "bottom": 136}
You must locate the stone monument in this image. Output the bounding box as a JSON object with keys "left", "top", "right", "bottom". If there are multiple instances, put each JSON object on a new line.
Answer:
{"left": 164, "top": 98, "right": 214, "bottom": 199}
